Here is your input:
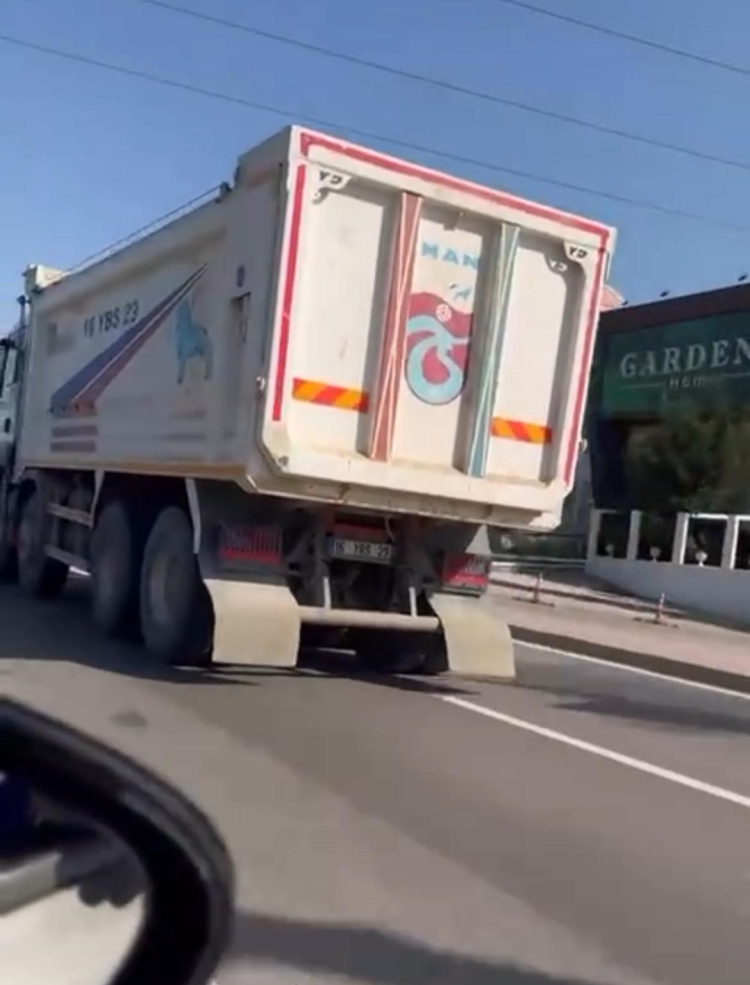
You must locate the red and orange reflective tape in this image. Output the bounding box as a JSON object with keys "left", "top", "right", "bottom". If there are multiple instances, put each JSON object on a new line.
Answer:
{"left": 291, "top": 380, "right": 550, "bottom": 447}
{"left": 491, "top": 417, "right": 552, "bottom": 445}
{"left": 292, "top": 378, "right": 369, "bottom": 413}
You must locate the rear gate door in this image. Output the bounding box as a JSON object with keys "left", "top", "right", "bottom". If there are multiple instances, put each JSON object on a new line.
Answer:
{"left": 264, "top": 132, "right": 611, "bottom": 511}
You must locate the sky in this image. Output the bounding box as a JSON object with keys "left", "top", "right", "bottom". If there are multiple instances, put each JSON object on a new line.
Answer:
{"left": 2, "top": 0, "right": 750, "bottom": 328}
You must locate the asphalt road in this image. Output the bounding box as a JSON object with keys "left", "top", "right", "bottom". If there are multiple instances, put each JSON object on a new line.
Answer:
{"left": 4, "top": 578, "right": 750, "bottom": 985}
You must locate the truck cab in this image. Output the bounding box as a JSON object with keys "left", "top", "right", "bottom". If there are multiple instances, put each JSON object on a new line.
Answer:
{"left": 0, "top": 327, "right": 22, "bottom": 471}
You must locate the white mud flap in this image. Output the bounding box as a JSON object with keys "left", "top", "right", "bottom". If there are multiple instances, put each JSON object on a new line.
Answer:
{"left": 202, "top": 575, "right": 301, "bottom": 668}
{"left": 192, "top": 481, "right": 300, "bottom": 668}
{"left": 428, "top": 593, "right": 515, "bottom": 679}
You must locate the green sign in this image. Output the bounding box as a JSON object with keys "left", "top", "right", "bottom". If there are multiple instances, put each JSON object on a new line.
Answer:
{"left": 600, "top": 309, "right": 750, "bottom": 418}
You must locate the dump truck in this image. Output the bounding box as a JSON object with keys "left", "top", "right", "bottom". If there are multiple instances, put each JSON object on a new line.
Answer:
{"left": 0, "top": 127, "right": 615, "bottom": 677}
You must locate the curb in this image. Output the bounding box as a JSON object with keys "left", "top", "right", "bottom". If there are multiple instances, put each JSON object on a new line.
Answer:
{"left": 509, "top": 624, "right": 750, "bottom": 696}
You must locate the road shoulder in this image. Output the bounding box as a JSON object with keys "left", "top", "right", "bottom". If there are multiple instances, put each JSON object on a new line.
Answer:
{"left": 490, "top": 570, "right": 750, "bottom": 694}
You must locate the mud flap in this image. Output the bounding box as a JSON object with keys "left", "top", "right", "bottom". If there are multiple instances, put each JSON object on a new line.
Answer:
{"left": 428, "top": 593, "right": 515, "bottom": 679}
{"left": 201, "top": 574, "right": 301, "bottom": 668}
{"left": 191, "top": 480, "right": 300, "bottom": 668}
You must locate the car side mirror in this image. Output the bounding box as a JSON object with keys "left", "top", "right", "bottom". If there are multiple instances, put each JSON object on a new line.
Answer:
{"left": 0, "top": 699, "right": 234, "bottom": 985}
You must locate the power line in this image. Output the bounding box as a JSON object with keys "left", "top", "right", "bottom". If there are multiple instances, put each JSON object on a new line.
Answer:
{"left": 135, "top": 0, "right": 750, "bottom": 175}
{"left": 0, "top": 30, "right": 747, "bottom": 232}
{"left": 495, "top": 0, "right": 750, "bottom": 79}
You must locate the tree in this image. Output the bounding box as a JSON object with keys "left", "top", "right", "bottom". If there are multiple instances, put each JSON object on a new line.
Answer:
{"left": 624, "top": 408, "right": 750, "bottom": 513}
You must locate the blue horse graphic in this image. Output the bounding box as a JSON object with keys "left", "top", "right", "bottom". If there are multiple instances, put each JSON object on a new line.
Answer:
{"left": 449, "top": 282, "right": 473, "bottom": 303}
{"left": 174, "top": 298, "right": 213, "bottom": 384}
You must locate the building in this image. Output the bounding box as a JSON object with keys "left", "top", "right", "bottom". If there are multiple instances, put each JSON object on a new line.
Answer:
{"left": 558, "top": 283, "right": 625, "bottom": 534}
{"left": 589, "top": 280, "right": 750, "bottom": 517}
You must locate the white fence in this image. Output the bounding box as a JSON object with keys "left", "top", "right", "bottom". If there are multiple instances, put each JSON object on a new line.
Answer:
{"left": 586, "top": 509, "right": 750, "bottom": 625}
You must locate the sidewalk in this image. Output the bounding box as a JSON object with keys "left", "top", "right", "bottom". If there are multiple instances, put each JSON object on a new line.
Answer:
{"left": 490, "top": 567, "right": 750, "bottom": 692}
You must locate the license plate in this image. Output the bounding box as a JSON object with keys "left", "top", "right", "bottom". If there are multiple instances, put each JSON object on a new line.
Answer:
{"left": 329, "top": 537, "right": 394, "bottom": 563}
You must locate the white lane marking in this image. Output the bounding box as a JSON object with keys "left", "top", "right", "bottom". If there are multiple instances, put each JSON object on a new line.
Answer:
{"left": 440, "top": 694, "right": 750, "bottom": 809}
{"left": 518, "top": 640, "right": 750, "bottom": 703}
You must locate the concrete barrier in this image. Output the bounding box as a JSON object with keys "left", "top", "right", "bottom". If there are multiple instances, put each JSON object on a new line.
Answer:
{"left": 587, "top": 555, "right": 750, "bottom": 627}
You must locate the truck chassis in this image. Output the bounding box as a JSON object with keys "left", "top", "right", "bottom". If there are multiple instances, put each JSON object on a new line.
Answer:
{"left": 0, "top": 461, "right": 513, "bottom": 677}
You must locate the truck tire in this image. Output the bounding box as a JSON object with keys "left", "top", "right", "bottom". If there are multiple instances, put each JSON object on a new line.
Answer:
{"left": 90, "top": 500, "right": 142, "bottom": 638}
{"left": 139, "top": 506, "right": 213, "bottom": 667}
{"left": 409, "top": 633, "right": 448, "bottom": 676}
{"left": 0, "top": 536, "right": 16, "bottom": 581}
{"left": 0, "top": 473, "right": 17, "bottom": 580}
{"left": 17, "top": 488, "right": 68, "bottom": 598}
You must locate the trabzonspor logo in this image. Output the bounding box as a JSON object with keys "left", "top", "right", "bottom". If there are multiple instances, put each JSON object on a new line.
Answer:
{"left": 405, "top": 293, "right": 472, "bottom": 405}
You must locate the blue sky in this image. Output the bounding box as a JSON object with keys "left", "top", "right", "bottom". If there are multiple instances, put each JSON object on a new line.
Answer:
{"left": 2, "top": 0, "right": 750, "bottom": 328}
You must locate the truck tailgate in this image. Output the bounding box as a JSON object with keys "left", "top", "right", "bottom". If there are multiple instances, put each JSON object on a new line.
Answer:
{"left": 263, "top": 131, "right": 614, "bottom": 517}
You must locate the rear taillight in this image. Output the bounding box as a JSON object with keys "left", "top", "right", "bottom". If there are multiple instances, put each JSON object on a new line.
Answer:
{"left": 218, "top": 524, "right": 282, "bottom": 567}
{"left": 440, "top": 553, "right": 490, "bottom": 594}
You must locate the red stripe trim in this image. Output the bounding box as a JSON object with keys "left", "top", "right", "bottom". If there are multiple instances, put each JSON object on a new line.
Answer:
{"left": 272, "top": 164, "right": 307, "bottom": 422}
{"left": 369, "top": 193, "right": 422, "bottom": 461}
{"left": 300, "top": 132, "right": 611, "bottom": 240}
{"left": 564, "top": 247, "right": 606, "bottom": 484}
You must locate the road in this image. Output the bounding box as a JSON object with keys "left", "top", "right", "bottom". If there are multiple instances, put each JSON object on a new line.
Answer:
{"left": 4, "top": 578, "right": 750, "bottom": 985}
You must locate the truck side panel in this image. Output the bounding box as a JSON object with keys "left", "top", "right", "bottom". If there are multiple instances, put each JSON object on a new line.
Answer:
{"left": 20, "top": 221, "right": 226, "bottom": 473}
{"left": 18, "top": 150, "right": 284, "bottom": 481}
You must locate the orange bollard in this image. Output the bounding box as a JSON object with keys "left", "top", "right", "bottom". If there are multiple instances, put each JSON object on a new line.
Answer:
{"left": 532, "top": 572, "right": 543, "bottom": 604}
{"left": 654, "top": 592, "right": 666, "bottom": 625}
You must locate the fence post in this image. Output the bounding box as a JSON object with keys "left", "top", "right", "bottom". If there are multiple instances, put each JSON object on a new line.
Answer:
{"left": 672, "top": 512, "right": 690, "bottom": 565}
{"left": 587, "top": 509, "right": 602, "bottom": 560}
{"left": 721, "top": 516, "right": 741, "bottom": 570}
{"left": 626, "top": 510, "right": 642, "bottom": 561}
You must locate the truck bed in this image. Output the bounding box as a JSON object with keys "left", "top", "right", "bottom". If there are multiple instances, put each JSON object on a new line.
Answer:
{"left": 19, "top": 127, "right": 614, "bottom": 528}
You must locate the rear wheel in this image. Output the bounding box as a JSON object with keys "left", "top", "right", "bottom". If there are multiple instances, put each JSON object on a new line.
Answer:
{"left": 90, "top": 500, "right": 143, "bottom": 638}
{"left": 139, "top": 506, "right": 213, "bottom": 667}
{"left": 0, "top": 475, "right": 17, "bottom": 581}
{"left": 17, "top": 488, "right": 68, "bottom": 598}
{"left": 0, "top": 534, "right": 16, "bottom": 580}
{"left": 409, "top": 632, "right": 448, "bottom": 676}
